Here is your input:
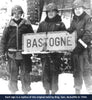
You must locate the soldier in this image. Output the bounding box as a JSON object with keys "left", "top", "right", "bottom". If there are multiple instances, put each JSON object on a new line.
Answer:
{"left": 0, "top": 5, "right": 34, "bottom": 94}
{"left": 67, "top": 0, "right": 92, "bottom": 94}
{"left": 37, "top": 3, "right": 66, "bottom": 94}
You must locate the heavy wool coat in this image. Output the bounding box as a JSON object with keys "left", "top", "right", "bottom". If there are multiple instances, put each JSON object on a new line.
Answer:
{"left": 37, "top": 14, "right": 66, "bottom": 73}
{"left": 0, "top": 18, "right": 34, "bottom": 55}
{"left": 37, "top": 14, "right": 66, "bottom": 92}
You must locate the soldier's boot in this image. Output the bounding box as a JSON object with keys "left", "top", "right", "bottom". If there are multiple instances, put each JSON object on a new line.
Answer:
{"left": 46, "top": 90, "right": 50, "bottom": 94}
{"left": 10, "top": 90, "right": 16, "bottom": 94}
{"left": 51, "top": 91, "right": 56, "bottom": 95}
{"left": 23, "top": 86, "right": 31, "bottom": 94}
{"left": 24, "top": 91, "right": 28, "bottom": 95}
{"left": 75, "top": 89, "right": 81, "bottom": 94}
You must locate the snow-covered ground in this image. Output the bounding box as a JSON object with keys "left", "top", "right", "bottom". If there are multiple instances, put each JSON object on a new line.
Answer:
{"left": 0, "top": 73, "right": 88, "bottom": 94}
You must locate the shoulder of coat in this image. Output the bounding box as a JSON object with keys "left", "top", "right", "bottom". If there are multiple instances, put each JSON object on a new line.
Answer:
{"left": 40, "top": 21, "right": 46, "bottom": 24}
{"left": 24, "top": 19, "right": 31, "bottom": 25}
{"left": 5, "top": 19, "right": 15, "bottom": 27}
{"left": 39, "top": 21, "right": 47, "bottom": 26}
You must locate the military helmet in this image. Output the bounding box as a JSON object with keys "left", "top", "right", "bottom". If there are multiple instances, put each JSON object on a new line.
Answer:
{"left": 72, "top": 0, "right": 85, "bottom": 9}
{"left": 11, "top": 5, "right": 24, "bottom": 16}
{"left": 46, "top": 3, "right": 58, "bottom": 12}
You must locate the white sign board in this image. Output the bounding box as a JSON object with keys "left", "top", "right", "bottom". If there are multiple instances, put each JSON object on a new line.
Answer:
{"left": 22, "top": 31, "right": 76, "bottom": 54}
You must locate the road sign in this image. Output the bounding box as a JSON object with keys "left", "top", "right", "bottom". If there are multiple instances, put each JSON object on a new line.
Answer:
{"left": 22, "top": 31, "right": 76, "bottom": 54}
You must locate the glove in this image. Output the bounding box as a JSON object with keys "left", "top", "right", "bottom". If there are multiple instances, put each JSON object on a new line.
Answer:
{"left": 0, "top": 55, "right": 6, "bottom": 64}
{"left": 72, "top": 38, "right": 88, "bottom": 55}
{"left": 73, "top": 42, "right": 85, "bottom": 54}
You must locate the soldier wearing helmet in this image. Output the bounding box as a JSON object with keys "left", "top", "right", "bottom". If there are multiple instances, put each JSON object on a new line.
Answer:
{"left": 67, "top": 0, "right": 92, "bottom": 94}
{"left": 11, "top": 5, "right": 24, "bottom": 21}
{"left": 46, "top": 3, "right": 58, "bottom": 12}
{"left": 0, "top": 5, "right": 34, "bottom": 94}
{"left": 11, "top": 5, "right": 24, "bottom": 16}
{"left": 72, "top": 0, "right": 84, "bottom": 9}
{"left": 45, "top": 3, "right": 58, "bottom": 19}
{"left": 37, "top": 3, "right": 66, "bottom": 94}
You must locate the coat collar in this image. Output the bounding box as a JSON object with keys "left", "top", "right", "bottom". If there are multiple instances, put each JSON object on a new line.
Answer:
{"left": 73, "top": 11, "right": 87, "bottom": 21}
{"left": 45, "top": 14, "right": 61, "bottom": 23}
{"left": 7, "top": 18, "right": 31, "bottom": 27}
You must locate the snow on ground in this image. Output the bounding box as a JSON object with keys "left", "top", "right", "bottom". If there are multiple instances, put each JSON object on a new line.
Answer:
{"left": 0, "top": 73, "right": 88, "bottom": 94}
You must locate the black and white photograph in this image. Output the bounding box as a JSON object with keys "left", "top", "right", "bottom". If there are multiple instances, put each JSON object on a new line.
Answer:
{"left": 0, "top": 0, "right": 92, "bottom": 99}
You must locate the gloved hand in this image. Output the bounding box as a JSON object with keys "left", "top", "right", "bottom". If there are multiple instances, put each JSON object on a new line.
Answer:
{"left": 73, "top": 42, "right": 86, "bottom": 54}
{"left": 72, "top": 38, "right": 88, "bottom": 55}
{"left": 0, "top": 55, "right": 6, "bottom": 64}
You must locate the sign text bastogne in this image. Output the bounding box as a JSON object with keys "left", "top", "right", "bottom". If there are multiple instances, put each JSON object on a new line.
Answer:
{"left": 22, "top": 31, "right": 76, "bottom": 54}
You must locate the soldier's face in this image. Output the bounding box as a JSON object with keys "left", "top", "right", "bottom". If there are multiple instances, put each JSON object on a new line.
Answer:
{"left": 13, "top": 11, "right": 22, "bottom": 20}
{"left": 74, "top": 7, "right": 84, "bottom": 16}
{"left": 47, "top": 10, "right": 57, "bottom": 19}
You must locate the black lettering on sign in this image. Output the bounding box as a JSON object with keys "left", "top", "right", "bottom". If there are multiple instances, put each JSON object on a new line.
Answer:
{"left": 67, "top": 36, "right": 72, "bottom": 46}
{"left": 38, "top": 38, "right": 43, "bottom": 47}
{"left": 27, "top": 39, "right": 31, "bottom": 48}
{"left": 55, "top": 37, "right": 60, "bottom": 46}
{"left": 61, "top": 37, "right": 66, "bottom": 46}
{"left": 32, "top": 39, "right": 37, "bottom": 47}
{"left": 49, "top": 38, "right": 54, "bottom": 47}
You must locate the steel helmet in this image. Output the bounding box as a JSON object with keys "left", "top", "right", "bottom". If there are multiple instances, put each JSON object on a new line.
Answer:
{"left": 11, "top": 5, "right": 24, "bottom": 16}
{"left": 72, "top": 0, "right": 85, "bottom": 9}
{"left": 46, "top": 3, "right": 58, "bottom": 12}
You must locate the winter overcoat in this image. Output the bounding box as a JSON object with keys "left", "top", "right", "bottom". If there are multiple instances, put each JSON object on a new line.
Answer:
{"left": 0, "top": 18, "right": 34, "bottom": 55}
